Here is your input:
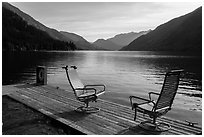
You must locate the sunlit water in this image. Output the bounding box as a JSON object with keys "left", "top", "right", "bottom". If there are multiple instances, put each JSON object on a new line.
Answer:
{"left": 3, "top": 51, "right": 202, "bottom": 124}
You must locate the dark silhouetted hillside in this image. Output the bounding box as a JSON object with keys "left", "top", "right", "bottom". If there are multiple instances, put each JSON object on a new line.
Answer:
{"left": 2, "top": 2, "right": 98, "bottom": 50}
{"left": 2, "top": 2, "right": 72, "bottom": 42}
{"left": 120, "top": 7, "right": 202, "bottom": 54}
{"left": 2, "top": 6, "right": 76, "bottom": 51}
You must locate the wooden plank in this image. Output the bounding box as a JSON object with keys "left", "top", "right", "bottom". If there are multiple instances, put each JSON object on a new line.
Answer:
{"left": 26, "top": 87, "right": 140, "bottom": 126}
{"left": 11, "top": 91, "right": 113, "bottom": 135}
{"left": 24, "top": 85, "right": 199, "bottom": 134}
{"left": 41, "top": 85, "right": 201, "bottom": 128}
{"left": 33, "top": 86, "right": 144, "bottom": 120}
{"left": 25, "top": 86, "right": 164, "bottom": 134}
{"left": 27, "top": 89, "right": 133, "bottom": 134}
{"left": 7, "top": 92, "right": 104, "bottom": 135}
{"left": 2, "top": 84, "right": 25, "bottom": 95}
{"left": 38, "top": 86, "right": 199, "bottom": 132}
{"left": 28, "top": 87, "right": 143, "bottom": 132}
{"left": 7, "top": 91, "right": 149, "bottom": 135}
{"left": 10, "top": 86, "right": 144, "bottom": 134}
{"left": 7, "top": 92, "right": 94, "bottom": 135}
{"left": 26, "top": 87, "right": 194, "bottom": 135}
{"left": 4, "top": 84, "right": 202, "bottom": 135}
{"left": 14, "top": 89, "right": 125, "bottom": 134}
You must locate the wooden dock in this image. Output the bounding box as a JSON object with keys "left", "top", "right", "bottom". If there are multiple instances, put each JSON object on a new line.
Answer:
{"left": 2, "top": 84, "right": 202, "bottom": 135}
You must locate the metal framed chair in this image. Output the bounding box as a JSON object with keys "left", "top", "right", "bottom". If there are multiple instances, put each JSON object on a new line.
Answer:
{"left": 63, "top": 65, "right": 106, "bottom": 113}
{"left": 130, "top": 70, "right": 184, "bottom": 132}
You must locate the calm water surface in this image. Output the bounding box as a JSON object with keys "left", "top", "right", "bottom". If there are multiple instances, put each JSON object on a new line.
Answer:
{"left": 3, "top": 51, "right": 202, "bottom": 123}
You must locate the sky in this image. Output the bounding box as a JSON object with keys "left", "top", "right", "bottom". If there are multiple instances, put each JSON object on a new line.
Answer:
{"left": 11, "top": 1, "right": 202, "bottom": 42}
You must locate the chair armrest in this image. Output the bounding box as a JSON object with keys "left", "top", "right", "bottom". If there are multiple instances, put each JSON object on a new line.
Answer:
{"left": 75, "top": 87, "right": 97, "bottom": 94}
{"left": 148, "top": 92, "right": 160, "bottom": 101}
{"left": 62, "top": 66, "right": 68, "bottom": 70}
{"left": 84, "top": 84, "right": 106, "bottom": 92}
{"left": 129, "top": 96, "right": 154, "bottom": 110}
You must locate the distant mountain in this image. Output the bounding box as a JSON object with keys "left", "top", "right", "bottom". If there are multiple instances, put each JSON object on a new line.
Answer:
{"left": 2, "top": 2, "right": 98, "bottom": 50}
{"left": 2, "top": 4, "right": 76, "bottom": 51}
{"left": 93, "top": 39, "right": 121, "bottom": 50}
{"left": 93, "top": 30, "right": 151, "bottom": 50}
{"left": 120, "top": 7, "right": 202, "bottom": 53}
{"left": 60, "top": 31, "right": 87, "bottom": 42}
{"left": 60, "top": 31, "right": 101, "bottom": 50}
{"left": 108, "top": 30, "right": 151, "bottom": 46}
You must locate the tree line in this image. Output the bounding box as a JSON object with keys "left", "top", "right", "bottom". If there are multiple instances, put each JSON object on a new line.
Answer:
{"left": 2, "top": 7, "right": 76, "bottom": 51}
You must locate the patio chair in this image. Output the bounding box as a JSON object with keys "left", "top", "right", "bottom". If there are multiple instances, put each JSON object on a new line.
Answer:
{"left": 62, "top": 65, "right": 106, "bottom": 113}
{"left": 129, "top": 70, "right": 184, "bottom": 132}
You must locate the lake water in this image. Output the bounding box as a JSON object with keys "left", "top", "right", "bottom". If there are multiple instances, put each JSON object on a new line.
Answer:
{"left": 2, "top": 51, "right": 202, "bottom": 124}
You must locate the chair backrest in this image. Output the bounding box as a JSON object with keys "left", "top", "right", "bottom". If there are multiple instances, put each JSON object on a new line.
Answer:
{"left": 64, "top": 66, "right": 84, "bottom": 97}
{"left": 154, "top": 70, "right": 183, "bottom": 111}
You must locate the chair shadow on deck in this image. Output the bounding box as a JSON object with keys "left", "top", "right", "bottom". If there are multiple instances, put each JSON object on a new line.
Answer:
{"left": 56, "top": 110, "right": 90, "bottom": 122}
{"left": 117, "top": 126, "right": 162, "bottom": 135}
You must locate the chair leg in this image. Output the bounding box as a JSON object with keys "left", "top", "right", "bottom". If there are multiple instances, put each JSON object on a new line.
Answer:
{"left": 85, "top": 102, "right": 89, "bottom": 108}
{"left": 139, "top": 116, "right": 171, "bottom": 132}
{"left": 153, "top": 117, "right": 156, "bottom": 124}
{"left": 134, "top": 109, "right": 137, "bottom": 121}
{"left": 75, "top": 101, "right": 100, "bottom": 113}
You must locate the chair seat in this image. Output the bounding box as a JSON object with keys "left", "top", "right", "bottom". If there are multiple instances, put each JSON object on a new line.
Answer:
{"left": 134, "top": 101, "right": 170, "bottom": 117}
{"left": 133, "top": 102, "right": 155, "bottom": 113}
{"left": 78, "top": 92, "right": 95, "bottom": 98}
{"left": 78, "top": 90, "right": 105, "bottom": 98}
{"left": 138, "top": 102, "right": 155, "bottom": 111}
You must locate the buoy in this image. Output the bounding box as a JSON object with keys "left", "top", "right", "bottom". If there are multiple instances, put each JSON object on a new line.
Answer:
{"left": 36, "top": 66, "right": 47, "bottom": 85}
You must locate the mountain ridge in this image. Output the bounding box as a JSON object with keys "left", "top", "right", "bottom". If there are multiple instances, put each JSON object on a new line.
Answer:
{"left": 60, "top": 31, "right": 103, "bottom": 50}
{"left": 93, "top": 30, "right": 151, "bottom": 50}
{"left": 2, "top": 6, "right": 76, "bottom": 51}
{"left": 3, "top": 3, "right": 201, "bottom": 52}
{"left": 93, "top": 39, "right": 120, "bottom": 50}
{"left": 108, "top": 30, "right": 151, "bottom": 46}
{"left": 120, "top": 7, "right": 202, "bottom": 53}
{"left": 3, "top": 2, "right": 99, "bottom": 50}
{"left": 2, "top": 2, "right": 72, "bottom": 42}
